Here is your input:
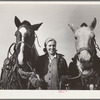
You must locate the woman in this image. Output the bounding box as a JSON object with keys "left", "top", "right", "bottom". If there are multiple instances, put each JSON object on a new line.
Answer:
{"left": 30, "top": 37, "right": 68, "bottom": 90}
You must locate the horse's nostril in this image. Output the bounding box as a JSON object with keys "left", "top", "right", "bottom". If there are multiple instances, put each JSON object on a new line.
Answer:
{"left": 79, "top": 56, "right": 91, "bottom": 63}
{"left": 79, "top": 58, "right": 84, "bottom": 63}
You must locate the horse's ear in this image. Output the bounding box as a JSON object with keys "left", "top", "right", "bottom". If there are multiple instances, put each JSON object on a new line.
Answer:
{"left": 14, "top": 16, "right": 21, "bottom": 28}
{"left": 68, "top": 24, "right": 75, "bottom": 33}
{"left": 90, "top": 18, "right": 97, "bottom": 30}
{"left": 32, "top": 23, "right": 43, "bottom": 31}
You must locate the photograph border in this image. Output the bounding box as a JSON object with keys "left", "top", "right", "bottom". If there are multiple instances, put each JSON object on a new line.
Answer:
{"left": 0, "top": 0, "right": 100, "bottom": 99}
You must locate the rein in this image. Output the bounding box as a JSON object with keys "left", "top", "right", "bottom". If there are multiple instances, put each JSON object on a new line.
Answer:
{"left": 7, "top": 43, "right": 16, "bottom": 58}
{"left": 67, "top": 70, "right": 81, "bottom": 80}
{"left": 5, "top": 42, "right": 37, "bottom": 89}
{"left": 35, "top": 33, "right": 41, "bottom": 47}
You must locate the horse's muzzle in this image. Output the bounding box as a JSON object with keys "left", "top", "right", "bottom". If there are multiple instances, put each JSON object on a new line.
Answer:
{"left": 78, "top": 50, "right": 93, "bottom": 68}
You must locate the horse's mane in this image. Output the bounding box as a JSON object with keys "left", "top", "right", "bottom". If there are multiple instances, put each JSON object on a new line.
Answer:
{"left": 32, "top": 44, "right": 39, "bottom": 59}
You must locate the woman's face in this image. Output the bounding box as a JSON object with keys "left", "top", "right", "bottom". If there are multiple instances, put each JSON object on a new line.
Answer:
{"left": 46, "top": 40, "right": 56, "bottom": 55}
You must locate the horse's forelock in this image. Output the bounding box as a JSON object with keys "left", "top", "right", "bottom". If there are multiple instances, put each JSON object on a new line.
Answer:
{"left": 21, "top": 20, "right": 31, "bottom": 26}
{"left": 80, "top": 23, "right": 88, "bottom": 27}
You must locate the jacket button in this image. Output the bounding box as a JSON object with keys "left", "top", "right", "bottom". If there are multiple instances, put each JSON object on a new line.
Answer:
{"left": 49, "top": 78, "right": 51, "bottom": 80}
{"left": 49, "top": 71, "right": 51, "bottom": 73}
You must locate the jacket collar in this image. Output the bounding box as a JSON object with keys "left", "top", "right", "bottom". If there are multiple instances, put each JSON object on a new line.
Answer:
{"left": 44, "top": 53, "right": 64, "bottom": 62}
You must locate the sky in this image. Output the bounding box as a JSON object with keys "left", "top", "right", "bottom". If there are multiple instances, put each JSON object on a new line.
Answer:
{"left": 1, "top": 2, "right": 100, "bottom": 74}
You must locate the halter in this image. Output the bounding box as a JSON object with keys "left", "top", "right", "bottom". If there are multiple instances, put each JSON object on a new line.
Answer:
{"left": 75, "top": 36, "right": 97, "bottom": 61}
{"left": 7, "top": 28, "right": 41, "bottom": 71}
{"left": 16, "top": 32, "right": 41, "bottom": 49}
{"left": 66, "top": 39, "right": 100, "bottom": 89}
{"left": 0, "top": 16, "right": 43, "bottom": 89}
{"left": 5, "top": 41, "right": 38, "bottom": 89}
{"left": 67, "top": 18, "right": 100, "bottom": 89}
{"left": 67, "top": 38, "right": 100, "bottom": 80}
{"left": 16, "top": 41, "right": 34, "bottom": 50}
{"left": 76, "top": 47, "right": 93, "bottom": 60}
{"left": 4, "top": 35, "right": 41, "bottom": 89}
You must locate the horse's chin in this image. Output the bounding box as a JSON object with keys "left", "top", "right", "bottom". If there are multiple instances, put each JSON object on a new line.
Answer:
{"left": 77, "top": 60, "right": 93, "bottom": 75}
{"left": 82, "top": 62, "right": 92, "bottom": 69}
{"left": 80, "top": 63, "right": 94, "bottom": 76}
{"left": 82, "top": 69, "right": 92, "bottom": 75}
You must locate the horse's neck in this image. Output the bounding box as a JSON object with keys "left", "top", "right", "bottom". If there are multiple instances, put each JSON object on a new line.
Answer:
{"left": 30, "top": 45, "right": 39, "bottom": 66}
{"left": 32, "top": 44, "right": 39, "bottom": 56}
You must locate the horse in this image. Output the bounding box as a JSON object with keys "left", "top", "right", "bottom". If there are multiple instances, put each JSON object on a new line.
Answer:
{"left": 0, "top": 16, "right": 43, "bottom": 89}
{"left": 67, "top": 18, "right": 100, "bottom": 90}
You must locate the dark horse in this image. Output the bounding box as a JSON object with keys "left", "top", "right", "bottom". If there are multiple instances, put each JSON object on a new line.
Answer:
{"left": 67, "top": 18, "right": 100, "bottom": 90}
{"left": 0, "top": 16, "right": 43, "bottom": 89}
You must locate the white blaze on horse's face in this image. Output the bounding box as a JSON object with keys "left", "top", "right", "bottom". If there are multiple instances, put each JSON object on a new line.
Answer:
{"left": 18, "top": 27, "right": 27, "bottom": 65}
{"left": 75, "top": 27, "right": 94, "bottom": 64}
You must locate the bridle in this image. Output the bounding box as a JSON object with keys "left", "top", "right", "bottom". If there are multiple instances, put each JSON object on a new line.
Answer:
{"left": 65, "top": 38, "right": 100, "bottom": 90}
{"left": 16, "top": 32, "right": 41, "bottom": 49}
{"left": 75, "top": 36, "right": 96, "bottom": 61}
{"left": 75, "top": 37, "right": 100, "bottom": 62}
{"left": 67, "top": 37, "right": 100, "bottom": 80}
{"left": 75, "top": 47, "right": 94, "bottom": 61}
{"left": 16, "top": 41, "right": 34, "bottom": 51}
{"left": 8, "top": 25, "right": 41, "bottom": 70}
{"left": 67, "top": 18, "right": 100, "bottom": 89}
{"left": 5, "top": 33, "right": 40, "bottom": 89}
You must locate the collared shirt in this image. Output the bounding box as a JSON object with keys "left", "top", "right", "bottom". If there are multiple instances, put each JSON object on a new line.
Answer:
{"left": 48, "top": 54, "right": 56, "bottom": 63}
{"left": 44, "top": 54, "right": 59, "bottom": 89}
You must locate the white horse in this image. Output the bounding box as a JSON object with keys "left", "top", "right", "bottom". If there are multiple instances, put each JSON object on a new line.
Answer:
{"left": 67, "top": 18, "right": 100, "bottom": 90}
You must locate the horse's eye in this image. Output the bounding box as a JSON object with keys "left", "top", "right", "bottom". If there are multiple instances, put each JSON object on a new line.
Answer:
{"left": 75, "top": 36, "right": 77, "bottom": 40}
{"left": 15, "top": 32, "right": 17, "bottom": 36}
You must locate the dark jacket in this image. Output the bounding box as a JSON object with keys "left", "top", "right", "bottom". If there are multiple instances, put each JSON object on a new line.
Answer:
{"left": 35, "top": 53, "right": 68, "bottom": 89}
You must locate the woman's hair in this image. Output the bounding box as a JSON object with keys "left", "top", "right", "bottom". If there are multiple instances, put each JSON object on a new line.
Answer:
{"left": 43, "top": 48, "right": 47, "bottom": 53}
{"left": 43, "top": 37, "right": 57, "bottom": 53}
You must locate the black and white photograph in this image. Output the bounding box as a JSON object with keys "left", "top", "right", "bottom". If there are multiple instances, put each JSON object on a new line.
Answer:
{"left": 0, "top": 1, "right": 100, "bottom": 99}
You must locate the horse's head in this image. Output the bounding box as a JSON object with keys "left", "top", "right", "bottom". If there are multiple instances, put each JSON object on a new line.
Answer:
{"left": 14, "top": 16, "right": 43, "bottom": 67}
{"left": 69, "top": 18, "right": 97, "bottom": 74}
